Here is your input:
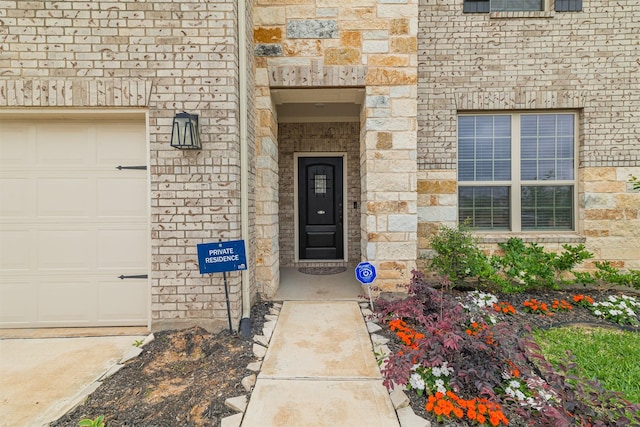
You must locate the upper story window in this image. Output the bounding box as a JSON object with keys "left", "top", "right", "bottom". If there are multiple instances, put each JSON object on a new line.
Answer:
{"left": 463, "top": 0, "right": 582, "bottom": 13}
{"left": 492, "top": 0, "right": 543, "bottom": 11}
{"left": 457, "top": 112, "right": 577, "bottom": 232}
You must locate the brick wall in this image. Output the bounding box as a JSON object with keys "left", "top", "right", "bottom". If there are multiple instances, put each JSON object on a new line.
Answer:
{"left": 0, "top": 0, "right": 255, "bottom": 332}
{"left": 416, "top": 0, "right": 640, "bottom": 269}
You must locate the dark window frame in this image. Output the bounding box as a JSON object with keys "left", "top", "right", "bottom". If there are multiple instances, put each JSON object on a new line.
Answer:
{"left": 462, "top": 0, "right": 582, "bottom": 13}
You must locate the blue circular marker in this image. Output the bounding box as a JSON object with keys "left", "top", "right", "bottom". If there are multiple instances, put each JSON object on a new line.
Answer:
{"left": 355, "top": 262, "right": 377, "bottom": 285}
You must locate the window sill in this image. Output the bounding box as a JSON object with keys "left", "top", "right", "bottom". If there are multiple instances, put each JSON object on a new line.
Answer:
{"left": 476, "top": 233, "right": 585, "bottom": 244}
{"left": 489, "top": 10, "right": 555, "bottom": 19}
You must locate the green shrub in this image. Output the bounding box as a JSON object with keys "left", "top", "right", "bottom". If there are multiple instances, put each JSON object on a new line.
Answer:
{"left": 593, "top": 261, "right": 640, "bottom": 289}
{"left": 428, "top": 224, "right": 494, "bottom": 288}
{"left": 426, "top": 224, "right": 640, "bottom": 293}
{"left": 490, "top": 239, "right": 592, "bottom": 293}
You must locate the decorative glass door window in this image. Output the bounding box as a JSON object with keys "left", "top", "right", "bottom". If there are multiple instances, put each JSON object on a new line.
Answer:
{"left": 314, "top": 173, "right": 327, "bottom": 195}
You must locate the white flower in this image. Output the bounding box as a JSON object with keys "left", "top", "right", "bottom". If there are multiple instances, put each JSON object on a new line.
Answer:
{"left": 435, "top": 379, "right": 447, "bottom": 394}
{"left": 608, "top": 295, "right": 618, "bottom": 302}
{"left": 502, "top": 371, "right": 511, "bottom": 380}
{"left": 470, "top": 291, "right": 498, "bottom": 308}
{"left": 509, "top": 380, "right": 521, "bottom": 389}
{"left": 441, "top": 362, "right": 453, "bottom": 376}
{"left": 409, "top": 373, "right": 425, "bottom": 390}
{"left": 609, "top": 309, "right": 622, "bottom": 316}
{"left": 594, "top": 310, "right": 603, "bottom": 316}
{"left": 505, "top": 387, "right": 515, "bottom": 397}
{"left": 619, "top": 301, "right": 628, "bottom": 309}
{"left": 541, "top": 391, "right": 554, "bottom": 401}
{"left": 432, "top": 366, "right": 442, "bottom": 377}
{"left": 515, "top": 390, "right": 527, "bottom": 401}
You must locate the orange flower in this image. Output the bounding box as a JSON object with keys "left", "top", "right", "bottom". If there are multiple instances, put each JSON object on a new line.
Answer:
{"left": 477, "top": 414, "right": 486, "bottom": 424}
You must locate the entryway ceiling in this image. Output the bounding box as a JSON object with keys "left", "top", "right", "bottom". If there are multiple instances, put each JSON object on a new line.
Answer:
{"left": 271, "top": 88, "right": 364, "bottom": 123}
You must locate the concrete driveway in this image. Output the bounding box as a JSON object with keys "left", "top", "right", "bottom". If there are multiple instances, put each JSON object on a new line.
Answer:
{"left": 0, "top": 328, "right": 147, "bottom": 427}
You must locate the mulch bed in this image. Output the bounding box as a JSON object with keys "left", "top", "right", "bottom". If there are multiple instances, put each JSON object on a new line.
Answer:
{"left": 51, "top": 301, "right": 272, "bottom": 427}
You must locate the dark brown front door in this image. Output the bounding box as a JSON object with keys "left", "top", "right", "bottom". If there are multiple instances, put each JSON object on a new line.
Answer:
{"left": 298, "top": 157, "right": 344, "bottom": 260}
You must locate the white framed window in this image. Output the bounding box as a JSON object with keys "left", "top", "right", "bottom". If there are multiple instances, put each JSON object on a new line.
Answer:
{"left": 457, "top": 112, "right": 577, "bottom": 232}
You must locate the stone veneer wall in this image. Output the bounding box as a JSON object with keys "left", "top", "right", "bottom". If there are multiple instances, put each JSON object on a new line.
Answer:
{"left": 417, "top": 0, "right": 640, "bottom": 270}
{"left": 253, "top": 66, "right": 280, "bottom": 298}
{"left": 0, "top": 0, "right": 257, "bottom": 331}
{"left": 278, "top": 122, "right": 361, "bottom": 268}
{"left": 254, "top": 0, "right": 419, "bottom": 292}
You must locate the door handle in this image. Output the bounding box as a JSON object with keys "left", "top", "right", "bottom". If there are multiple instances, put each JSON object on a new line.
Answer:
{"left": 317, "top": 210, "right": 325, "bottom": 215}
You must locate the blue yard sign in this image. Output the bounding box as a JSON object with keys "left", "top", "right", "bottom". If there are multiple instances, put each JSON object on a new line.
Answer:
{"left": 197, "top": 240, "right": 247, "bottom": 274}
{"left": 355, "top": 261, "right": 377, "bottom": 311}
{"left": 355, "top": 261, "right": 377, "bottom": 285}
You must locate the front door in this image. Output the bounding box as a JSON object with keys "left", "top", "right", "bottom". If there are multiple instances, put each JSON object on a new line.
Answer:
{"left": 298, "top": 157, "right": 344, "bottom": 260}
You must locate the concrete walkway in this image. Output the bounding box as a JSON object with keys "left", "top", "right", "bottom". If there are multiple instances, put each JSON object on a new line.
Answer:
{"left": 241, "top": 301, "right": 400, "bottom": 427}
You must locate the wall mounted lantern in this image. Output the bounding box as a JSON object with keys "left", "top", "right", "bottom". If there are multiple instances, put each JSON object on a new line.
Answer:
{"left": 170, "top": 112, "right": 201, "bottom": 149}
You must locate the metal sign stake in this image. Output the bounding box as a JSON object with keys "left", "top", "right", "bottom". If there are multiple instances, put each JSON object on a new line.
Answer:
{"left": 366, "top": 285, "right": 374, "bottom": 312}
{"left": 222, "top": 270, "right": 233, "bottom": 333}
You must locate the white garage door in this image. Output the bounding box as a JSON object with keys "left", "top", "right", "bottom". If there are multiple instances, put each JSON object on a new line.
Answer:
{"left": 0, "top": 117, "right": 149, "bottom": 328}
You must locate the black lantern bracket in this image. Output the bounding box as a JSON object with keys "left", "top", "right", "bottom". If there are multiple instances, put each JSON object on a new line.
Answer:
{"left": 170, "top": 112, "right": 201, "bottom": 149}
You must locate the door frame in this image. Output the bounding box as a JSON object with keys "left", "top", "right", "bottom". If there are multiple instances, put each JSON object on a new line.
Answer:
{"left": 293, "top": 152, "right": 348, "bottom": 263}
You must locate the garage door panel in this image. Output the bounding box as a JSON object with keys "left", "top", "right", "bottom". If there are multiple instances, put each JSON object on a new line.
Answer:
{"left": 0, "top": 124, "right": 32, "bottom": 165}
{"left": 36, "top": 124, "right": 92, "bottom": 165}
{"left": 0, "top": 281, "right": 37, "bottom": 324}
{"left": 96, "top": 124, "right": 146, "bottom": 165}
{"left": 97, "top": 229, "right": 147, "bottom": 269}
{"left": 38, "top": 281, "right": 96, "bottom": 323}
{"left": 98, "top": 281, "right": 147, "bottom": 323}
{"left": 37, "top": 230, "right": 93, "bottom": 270}
{"left": 0, "top": 178, "right": 34, "bottom": 217}
{"left": 97, "top": 177, "right": 147, "bottom": 217}
{"left": 0, "top": 230, "right": 32, "bottom": 270}
{"left": 38, "top": 178, "right": 93, "bottom": 217}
